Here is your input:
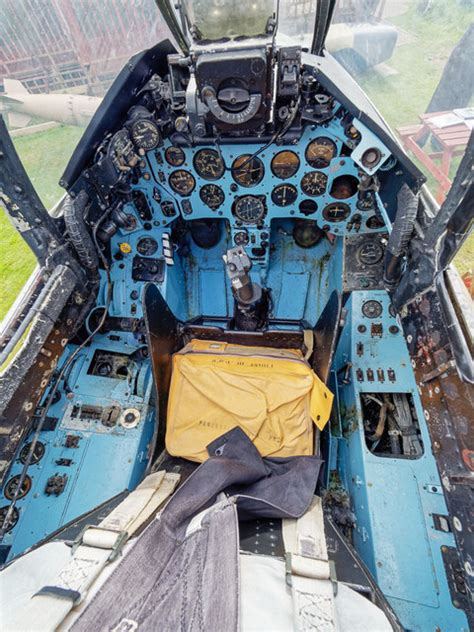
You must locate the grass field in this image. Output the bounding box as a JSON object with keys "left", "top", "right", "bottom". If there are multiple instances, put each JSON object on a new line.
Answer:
{"left": 0, "top": 1, "right": 472, "bottom": 320}
{"left": 0, "top": 125, "right": 83, "bottom": 319}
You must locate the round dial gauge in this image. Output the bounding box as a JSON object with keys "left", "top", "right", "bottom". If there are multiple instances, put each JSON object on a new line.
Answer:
{"left": 232, "top": 155, "right": 264, "bottom": 187}
{"left": 357, "top": 241, "right": 384, "bottom": 266}
{"left": 194, "top": 149, "right": 225, "bottom": 181}
{"left": 169, "top": 170, "right": 195, "bottom": 196}
{"left": 0, "top": 506, "right": 19, "bottom": 533}
{"left": 234, "top": 230, "right": 249, "bottom": 246}
{"left": 271, "top": 151, "right": 300, "bottom": 179}
{"left": 301, "top": 171, "right": 328, "bottom": 197}
{"left": 271, "top": 184, "right": 298, "bottom": 207}
{"left": 362, "top": 300, "right": 383, "bottom": 319}
{"left": 165, "top": 146, "right": 185, "bottom": 166}
{"left": 19, "top": 441, "right": 45, "bottom": 464}
{"left": 137, "top": 237, "right": 158, "bottom": 256}
{"left": 200, "top": 184, "right": 225, "bottom": 209}
{"left": 130, "top": 119, "right": 161, "bottom": 150}
{"left": 234, "top": 196, "right": 265, "bottom": 224}
{"left": 4, "top": 474, "right": 32, "bottom": 500}
{"left": 322, "top": 202, "right": 350, "bottom": 222}
{"left": 306, "top": 137, "right": 337, "bottom": 168}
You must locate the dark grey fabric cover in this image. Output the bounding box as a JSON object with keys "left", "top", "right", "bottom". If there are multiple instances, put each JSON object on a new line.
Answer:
{"left": 71, "top": 427, "right": 322, "bottom": 631}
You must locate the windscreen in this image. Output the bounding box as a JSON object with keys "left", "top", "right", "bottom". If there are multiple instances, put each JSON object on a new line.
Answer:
{"left": 181, "top": 0, "right": 276, "bottom": 41}
{"left": 325, "top": 0, "right": 473, "bottom": 278}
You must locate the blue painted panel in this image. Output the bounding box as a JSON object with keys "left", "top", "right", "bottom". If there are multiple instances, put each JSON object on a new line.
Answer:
{"left": 276, "top": 272, "right": 310, "bottom": 320}
{"left": 332, "top": 291, "right": 469, "bottom": 631}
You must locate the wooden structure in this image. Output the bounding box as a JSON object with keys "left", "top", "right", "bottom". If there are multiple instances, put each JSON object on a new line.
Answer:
{"left": 398, "top": 111, "right": 472, "bottom": 203}
{"left": 0, "top": 0, "right": 169, "bottom": 96}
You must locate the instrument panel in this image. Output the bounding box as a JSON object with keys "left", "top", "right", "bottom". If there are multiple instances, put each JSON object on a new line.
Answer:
{"left": 120, "top": 112, "right": 388, "bottom": 258}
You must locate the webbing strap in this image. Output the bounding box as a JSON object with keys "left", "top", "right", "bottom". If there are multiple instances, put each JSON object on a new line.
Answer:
{"left": 14, "top": 471, "right": 179, "bottom": 632}
{"left": 282, "top": 496, "right": 339, "bottom": 631}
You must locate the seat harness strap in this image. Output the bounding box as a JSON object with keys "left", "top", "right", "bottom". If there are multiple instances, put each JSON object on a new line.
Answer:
{"left": 16, "top": 471, "right": 179, "bottom": 632}
{"left": 282, "top": 496, "right": 339, "bottom": 631}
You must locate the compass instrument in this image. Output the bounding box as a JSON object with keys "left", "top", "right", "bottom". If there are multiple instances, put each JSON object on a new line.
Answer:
{"left": 165, "top": 146, "right": 186, "bottom": 166}
{"left": 234, "top": 196, "right": 265, "bottom": 224}
{"left": 271, "top": 151, "right": 300, "bottom": 179}
{"left": 130, "top": 119, "right": 161, "bottom": 151}
{"left": 271, "top": 184, "right": 298, "bottom": 207}
{"left": 194, "top": 149, "right": 225, "bottom": 180}
{"left": 301, "top": 171, "right": 328, "bottom": 197}
{"left": 232, "top": 155, "right": 264, "bottom": 187}
{"left": 169, "top": 170, "right": 196, "bottom": 196}
{"left": 305, "top": 137, "right": 337, "bottom": 168}
{"left": 200, "top": 184, "right": 225, "bottom": 209}
{"left": 322, "top": 202, "right": 351, "bottom": 222}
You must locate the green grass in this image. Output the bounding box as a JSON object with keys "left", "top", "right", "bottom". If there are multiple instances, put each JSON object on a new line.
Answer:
{"left": 360, "top": 0, "right": 473, "bottom": 130}
{"left": 358, "top": 0, "right": 473, "bottom": 275}
{"left": 0, "top": 125, "right": 83, "bottom": 319}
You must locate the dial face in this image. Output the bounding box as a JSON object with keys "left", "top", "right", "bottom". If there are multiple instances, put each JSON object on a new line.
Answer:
{"left": 322, "top": 202, "right": 351, "bottom": 222}
{"left": 0, "top": 506, "right": 19, "bottom": 533}
{"left": 193, "top": 149, "right": 225, "bottom": 181}
{"left": 357, "top": 241, "right": 384, "bottom": 266}
{"left": 200, "top": 184, "right": 225, "bottom": 209}
{"left": 271, "top": 184, "right": 298, "bottom": 207}
{"left": 306, "top": 137, "right": 337, "bottom": 168}
{"left": 165, "top": 146, "right": 185, "bottom": 166}
{"left": 232, "top": 155, "right": 264, "bottom": 187}
{"left": 130, "top": 119, "right": 161, "bottom": 150}
{"left": 234, "top": 196, "right": 265, "bottom": 224}
{"left": 362, "top": 300, "right": 383, "bottom": 319}
{"left": 137, "top": 237, "right": 158, "bottom": 256}
{"left": 301, "top": 171, "right": 328, "bottom": 197}
{"left": 19, "top": 441, "right": 45, "bottom": 465}
{"left": 4, "top": 474, "right": 32, "bottom": 500}
{"left": 366, "top": 214, "right": 385, "bottom": 229}
{"left": 109, "top": 129, "right": 136, "bottom": 169}
{"left": 234, "top": 230, "right": 249, "bottom": 246}
{"left": 271, "top": 151, "right": 300, "bottom": 179}
{"left": 169, "top": 170, "right": 196, "bottom": 196}
{"left": 357, "top": 191, "right": 376, "bottom": 211}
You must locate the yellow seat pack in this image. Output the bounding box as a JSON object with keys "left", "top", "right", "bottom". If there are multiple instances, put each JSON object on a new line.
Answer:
{"left": 166, "top": 339, "right": 333, "bottom": 462}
